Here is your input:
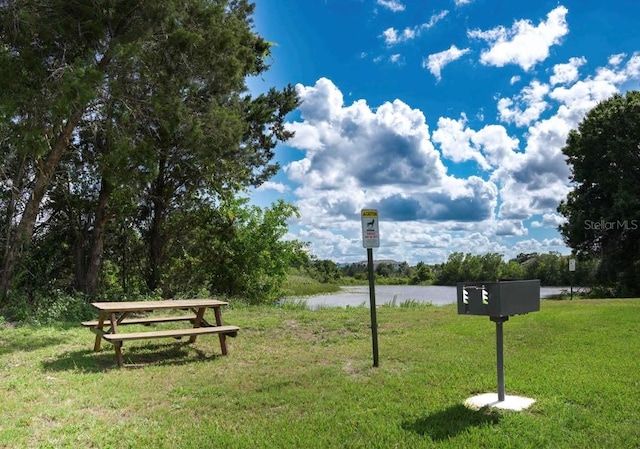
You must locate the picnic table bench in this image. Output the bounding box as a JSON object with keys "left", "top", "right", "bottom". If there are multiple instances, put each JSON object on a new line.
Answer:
{"left": 82, "top": 299, "right": 239, "bottom": 367}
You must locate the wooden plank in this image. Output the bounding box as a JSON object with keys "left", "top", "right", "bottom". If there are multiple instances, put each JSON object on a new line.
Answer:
{"left": 102, "top": 325, "right": 240, "bottom": 342}
{"left": 81, "top": 316, "right": 195, "bottom": 327}
{"left": 213, "top": 306, "right": 228, "bottom": 354}
{"left": 189, "top": 307, "right": 207, "bottom": 344}
{"left": 109, "top": 312, "right": 119, "bottom": 337}
{"left": 93, "top": 311, "right": 106, "bottom": 351}
{"left": 91, "top": 299, "right": 228, "bottom": 312}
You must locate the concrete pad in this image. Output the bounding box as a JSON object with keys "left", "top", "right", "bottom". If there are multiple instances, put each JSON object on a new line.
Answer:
{"left": 464, "top": 393, "right": 535, "bottom": 411}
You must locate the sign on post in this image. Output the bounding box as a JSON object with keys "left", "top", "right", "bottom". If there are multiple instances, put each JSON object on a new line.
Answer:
{"left": 361, "top": 209, "right": 379, "bottom": 367}
{"left": 361, "top": 209, "right": 379, "bottom": 248}
{"left": 569, "top": 258, "right": 576, "bottom": 300}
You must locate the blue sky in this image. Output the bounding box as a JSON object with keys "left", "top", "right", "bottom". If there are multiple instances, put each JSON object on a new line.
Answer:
{"left": 246, "top": 0, "right": 640, "bottom": 265}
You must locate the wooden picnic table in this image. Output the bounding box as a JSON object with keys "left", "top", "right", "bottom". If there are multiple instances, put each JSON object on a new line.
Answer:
{"left": 82, "top": 299, "right": 239, "bottom": 367}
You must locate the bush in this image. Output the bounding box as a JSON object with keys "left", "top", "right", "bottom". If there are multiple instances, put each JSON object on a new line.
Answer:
{"left": 1, "top": 290, "right": 94, "bottom": 325}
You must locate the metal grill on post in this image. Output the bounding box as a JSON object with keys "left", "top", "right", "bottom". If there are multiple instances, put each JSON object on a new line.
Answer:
{"left": 457, "top": 279, "right": 540, "bottom": 410}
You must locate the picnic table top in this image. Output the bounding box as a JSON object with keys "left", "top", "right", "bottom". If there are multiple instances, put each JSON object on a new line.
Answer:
{"left": 91, "top": 299, "right": 229, "bottom": 312}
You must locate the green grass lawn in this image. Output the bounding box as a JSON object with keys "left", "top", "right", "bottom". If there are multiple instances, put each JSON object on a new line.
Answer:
{"left": 1, "top": 299, "right": 639, "bottom": 448}
{"left": 282, "top": 274, "right": 341, "bottom": 297}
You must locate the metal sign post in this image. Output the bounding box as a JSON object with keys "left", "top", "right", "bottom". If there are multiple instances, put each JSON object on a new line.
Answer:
{"left": 361, "top": 209, "right": 380, "bottom": 367}
{"left": 367, "top": 247, "right": 379, "bottom": 368}
{"left": 569, "top": 258, "right": 576, "bottom": 300}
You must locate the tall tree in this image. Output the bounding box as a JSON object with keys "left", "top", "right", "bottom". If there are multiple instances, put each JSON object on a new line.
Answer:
{"left": 139, "top": 86, "right": 297, "bottom": 293}
{"left": 558, "top": 91, "right": 640, "bottom": 296}
{"left": 0, "top": 0, "right": 297, "bottom": 298}
{"left": 0, "top": 0, "right": 159, "bottom": 296}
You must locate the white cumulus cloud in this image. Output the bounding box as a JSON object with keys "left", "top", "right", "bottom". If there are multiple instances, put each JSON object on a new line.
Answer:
{"left": 256, "top": 181, "right": 289, "bottom": 193}
{"left": 494, "top": 53, "right": 640, "bottom": 222}
{"left": 381, "top": 11, "right": 449, "bottom": 46}
{"left": 377, "top": 0, "right": 405, "bottom": 12}
{"left": 608, "top": 53, "right": 626, "bottom": 66}
{"left": 284, "top": 78, "right": 498, "bottom": 232}
{"left": 423, "top": 45, "right": 470, "bottom": 81}
{"left": 433, "top": 114, "right": 519, "bottom": 170}
{"left": 550, "top": 57, "right": 587, "bottom": 86}
{"left": 424, "top": 10, "right": 449, "bottom": 29}
{"left": 531, "top": 213, "right": 566, "bottom": 228}
{"left": 468, "top": 5, "right": 569, "bottom": 71}
{"left": 433, "top": 115, "right": 489, "bottom": 169}
{"left": 498, "top": 80, "right": 550, "bottom": 127}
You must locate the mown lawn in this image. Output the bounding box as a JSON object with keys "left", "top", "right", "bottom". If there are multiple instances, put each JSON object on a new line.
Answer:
{"left": 1, "top": 299, "right": 639, "bottom": 448}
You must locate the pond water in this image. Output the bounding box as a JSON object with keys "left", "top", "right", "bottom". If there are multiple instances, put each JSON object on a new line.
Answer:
{"left": 300, "top": 285, "right": 570, "bottom": 309}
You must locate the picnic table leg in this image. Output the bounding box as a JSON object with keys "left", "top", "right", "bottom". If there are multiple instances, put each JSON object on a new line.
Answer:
{"left": 109, "top": 313, "right": 119, "bottom": 340}
{"left": 93, "top": 311, "right": 107, "bottom": 351}
{"left": 113, "top": 341, "right": 124, "bottom": 367}
{"left": 213, "top": 307, "right": 229, "bottom": 355}
{"left": 189, "top": 307, "right": 207, "bottom": 344}
{"left": 108, "top": 312, "right": 124, "bottom": 367}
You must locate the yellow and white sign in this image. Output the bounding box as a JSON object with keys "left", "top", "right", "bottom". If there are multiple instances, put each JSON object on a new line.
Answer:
{"left": 361, "top": 209, "right": 380, "bottom": 248}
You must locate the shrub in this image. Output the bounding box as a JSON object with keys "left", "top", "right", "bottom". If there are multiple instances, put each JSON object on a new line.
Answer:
{"left": 1, "top": 290, "right": 94, "bottom": 325}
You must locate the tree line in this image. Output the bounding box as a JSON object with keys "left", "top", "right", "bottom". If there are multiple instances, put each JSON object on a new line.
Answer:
{"left": 308, "top": 252, "right": 598, "bottom": 287}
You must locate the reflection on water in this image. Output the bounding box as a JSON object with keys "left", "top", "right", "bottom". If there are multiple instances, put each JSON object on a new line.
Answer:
{"left": 301, "top": 285, "right": 569, "bottom": 310}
